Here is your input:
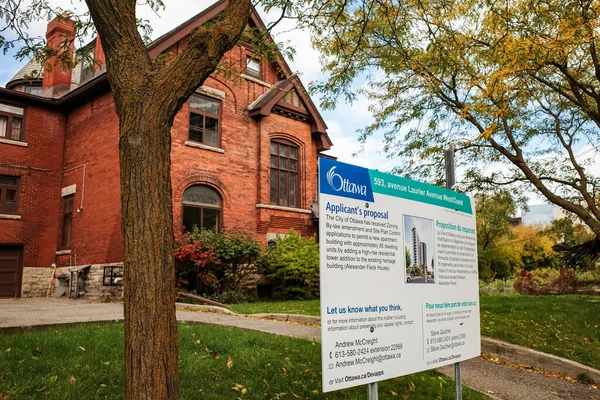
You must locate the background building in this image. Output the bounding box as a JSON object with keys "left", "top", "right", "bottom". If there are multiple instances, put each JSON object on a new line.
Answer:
{"left": 521, "top": 204, "right": 566, "bottom": 226}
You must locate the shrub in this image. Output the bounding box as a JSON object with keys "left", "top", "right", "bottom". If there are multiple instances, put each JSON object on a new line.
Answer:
{"left": 513, "top": 267, "right": 579, "bottom": 295}
{"left": 209, "top": 290, "right": 256, "bottom": 304}
{"left": 554, "top": 267, "right": 579, "bottom": 294}
{"left": 257, "top": 229, "right": 319, "bottom": 299}
{"left": 174, "top": 233, "right": 216, "bottom": 290}
{"left": 174, "top": 228, "right": 262, "bottom": 297}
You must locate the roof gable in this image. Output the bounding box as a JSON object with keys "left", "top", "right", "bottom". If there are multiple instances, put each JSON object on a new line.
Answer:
{"left": 249, "top": 74, "right": 331, "bottom": 151}
{"left": 147, "top": 1, "right": 291, "bottom": 78}
{"left": 277, "top": 88, "right": 308, "bottom": 114}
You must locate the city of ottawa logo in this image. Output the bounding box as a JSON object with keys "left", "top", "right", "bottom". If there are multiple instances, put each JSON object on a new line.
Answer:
{"left": 326, "top": 166, "right": 368, "bottom": 196}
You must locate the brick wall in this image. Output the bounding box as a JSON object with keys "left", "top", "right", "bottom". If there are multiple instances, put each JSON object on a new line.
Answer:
{"left": 0, "top": 101, "right": 65, "bottom": 271}
{"left": 58, "top": 91, "right": 122, "bottom": 267}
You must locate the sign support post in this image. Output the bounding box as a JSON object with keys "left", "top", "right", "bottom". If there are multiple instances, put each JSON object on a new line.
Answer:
{"left": 454, "top": 362, "right": 462, "bottom": 400}
{"left": 367, "top": 382, "right": 378, "bottom": 400}
{"left": 445, "top": 146, "right": 462, "bottom": 400}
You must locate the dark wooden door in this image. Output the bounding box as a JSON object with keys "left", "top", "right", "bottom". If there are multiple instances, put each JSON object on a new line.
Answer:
{"left": 0, "top": 246, "right": 23, "bottom": 298}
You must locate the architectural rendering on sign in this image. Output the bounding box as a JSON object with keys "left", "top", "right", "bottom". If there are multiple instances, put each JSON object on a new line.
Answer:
{"left": 404, "top": 215, "right": 435, "bottom": 284}
{"left": 0, "top": 1, "right": 333, "bottom": 299}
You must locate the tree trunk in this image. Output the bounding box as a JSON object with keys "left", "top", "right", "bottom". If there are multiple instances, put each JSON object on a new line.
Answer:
{"left": 119, "top": 100, "right": 178, "bottom": 400}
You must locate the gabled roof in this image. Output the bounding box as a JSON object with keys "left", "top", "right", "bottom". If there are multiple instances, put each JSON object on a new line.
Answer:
{"left": 249, "top": 73, "right": 331, "bottom": 151}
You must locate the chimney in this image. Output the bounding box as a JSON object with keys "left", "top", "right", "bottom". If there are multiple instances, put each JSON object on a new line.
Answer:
{"left": 42, "top": 13, "right": 75, "bottom": 97}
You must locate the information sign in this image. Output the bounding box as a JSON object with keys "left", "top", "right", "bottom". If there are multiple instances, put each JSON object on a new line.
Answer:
{"left": 319, "top": 158, "right": 480, "bottom": 392}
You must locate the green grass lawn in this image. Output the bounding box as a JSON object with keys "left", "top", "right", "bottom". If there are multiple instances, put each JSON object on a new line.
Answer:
{"left": 479, "top": 294, "right": 600, "bottom": 370}
{"left": 231, "top": 294, "right": 600, "bottom": 370}
{"left": 0, "top": 323, "right": 487, "bottom": 399}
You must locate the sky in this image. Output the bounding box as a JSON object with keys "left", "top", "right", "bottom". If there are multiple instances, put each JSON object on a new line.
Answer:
{"left": 1, "top": 0, "right": 597, "bottom": 210}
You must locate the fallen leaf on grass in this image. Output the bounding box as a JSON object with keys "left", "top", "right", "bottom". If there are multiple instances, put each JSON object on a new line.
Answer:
{"left": 479, "top": 354, "right": 582, "bottom": 383}
{"left": 390, "top": 391, "right": 398, "bottom": 396}
{"left": 39, "top": 386, "right": 46, "bottom": 392}
{"left": 68, "top": 377, "right": 77, "bottom": 384}
{"left": 49, "top": 376, "right": 58, "bottom": 383}
{"left": 79, "top": 346, "right": 86, "bottom": 351}
{"left": 311, "top": 390, "right": 319, "bottom": 394}
{"left": 227, "top": 357, "right": 233, "bottom": 369}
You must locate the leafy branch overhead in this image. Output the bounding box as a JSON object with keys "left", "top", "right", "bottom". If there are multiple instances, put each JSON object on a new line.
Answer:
{"left": 287, "top": 0, "right": 600, "bottom": 242}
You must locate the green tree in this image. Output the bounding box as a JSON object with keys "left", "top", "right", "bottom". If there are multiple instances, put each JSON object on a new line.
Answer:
{"left": 476, "top": 191, "right": 520, "bottom": 251}
{"left": 290, "top": 0, "right": 600, "bottom": 244}
{"left": 513, "top": 225, "right": 562, "bottom": 270}
{"left": 405, "top": 246, "right": 411, "bottom": 274}
{"left": 0, "top": 1, "right": 269, "bottom": 398}
{"left": 545, "top": 218, "right": 595, "bottom": 248}
{"left": 475, "top": 190, "right": 520, "bottom": 279}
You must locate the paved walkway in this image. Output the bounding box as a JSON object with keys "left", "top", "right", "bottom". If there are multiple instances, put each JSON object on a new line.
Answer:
{"left": 1, "top": 299, "right": 598, "bottom": 400}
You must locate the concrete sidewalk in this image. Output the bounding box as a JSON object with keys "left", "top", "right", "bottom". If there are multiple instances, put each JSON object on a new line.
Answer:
{"left": 1, "top": 298, "right": 598, "bottom": 399}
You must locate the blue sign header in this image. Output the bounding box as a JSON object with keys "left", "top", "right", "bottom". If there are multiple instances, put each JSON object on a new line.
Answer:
{"left": 319, "top": 158, "right": 375, "bottom": 202}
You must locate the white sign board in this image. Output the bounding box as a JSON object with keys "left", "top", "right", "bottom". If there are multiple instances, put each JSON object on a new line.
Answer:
{"left": 319, "top": 158, "right": 480, "bottom": 392}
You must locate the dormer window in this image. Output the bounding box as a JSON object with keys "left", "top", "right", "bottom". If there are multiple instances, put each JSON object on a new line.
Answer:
{"left": 246, "top": 56, "right": 261, "bottom": 80}
{"left": 25, "top": 85, "right": 42, "bottom": 96}
{"left": 0, "top": 103, "right": 25, "bottom": 142}
{"left": 81, "top": 48, "right": 96, "bottom": 83}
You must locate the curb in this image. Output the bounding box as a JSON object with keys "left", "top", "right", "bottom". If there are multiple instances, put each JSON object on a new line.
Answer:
{"left": 250, "top": 313, "right": 600, "bottom": 382}
{"left": 481, "top": 336, "right": 600, "bottom": 383}
{"left": 175, "top": 302, "right": 235, "bottom": 315}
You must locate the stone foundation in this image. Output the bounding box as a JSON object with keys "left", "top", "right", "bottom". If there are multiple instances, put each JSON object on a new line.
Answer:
{"left": 21, "top": 266, "right": 70, "bottom": 297}
{"left": 21, "top": 263, "right": 124, "bottom": 300}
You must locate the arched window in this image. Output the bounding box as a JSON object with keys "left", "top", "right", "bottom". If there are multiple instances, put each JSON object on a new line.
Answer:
{"left": 182, "top": 185, "right": 221, "bottom": 232}
{"left": 270, "top": 140, "right": 300, "bottom": 207}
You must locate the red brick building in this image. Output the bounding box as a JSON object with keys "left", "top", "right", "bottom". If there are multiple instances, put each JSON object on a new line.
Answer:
{"left": 0, "top": 2, "right": 332, "bottom": 298}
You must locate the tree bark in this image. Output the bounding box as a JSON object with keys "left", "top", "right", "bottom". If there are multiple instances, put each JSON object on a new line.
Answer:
{"left": 119, "top": 99, "right": 179, "bottom": 399}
